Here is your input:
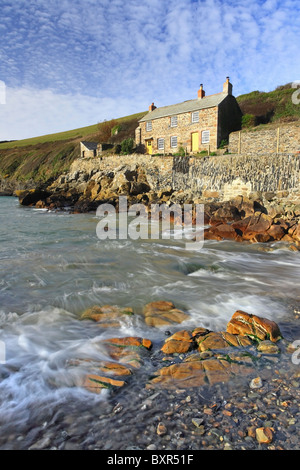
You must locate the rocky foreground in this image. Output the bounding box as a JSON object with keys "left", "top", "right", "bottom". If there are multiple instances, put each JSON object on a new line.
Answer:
{"left": 37, "top": 300, "right": 298, "bottom": 450}
{"left": 77, "top": 302, "right": 285, "bottom": 394}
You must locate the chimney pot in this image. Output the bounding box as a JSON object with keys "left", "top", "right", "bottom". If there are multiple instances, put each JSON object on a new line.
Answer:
{"left": 149, "top": 102, "right": 156, "bottom": 112}
{"left": 223, "top": 77, "right": 232, "bottom": 95}
{"left": 198, "top": 84, "right": 205, "bottom": 99}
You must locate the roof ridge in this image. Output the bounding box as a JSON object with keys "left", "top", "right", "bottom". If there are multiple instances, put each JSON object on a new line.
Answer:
{"left": 139, "top": 93, "right": 227, "bottom": 122}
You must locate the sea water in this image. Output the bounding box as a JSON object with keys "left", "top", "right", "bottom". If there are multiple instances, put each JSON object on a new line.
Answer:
{"left": 0, "top": 196, "right": 299, "bottom": 449}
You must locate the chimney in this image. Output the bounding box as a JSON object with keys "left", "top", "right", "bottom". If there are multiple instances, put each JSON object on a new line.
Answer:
{"left": 223, "top": 76, "right": 233, "bottom": 95}
{"left": 198, "top": 84, "right": 205, "bottom": 99}
{"left": 149, "top": 102, "right": 156, "bottom": 112}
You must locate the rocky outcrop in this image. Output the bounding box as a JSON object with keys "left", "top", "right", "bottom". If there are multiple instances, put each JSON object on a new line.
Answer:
{"left": 15, "top": 157, "right": 300, "bottom": 248}
{"left": 147, "top": 310, "right": 284, "bottom": 391}
{"left": 71, "top": 303, "right": 288, "bottom": 395}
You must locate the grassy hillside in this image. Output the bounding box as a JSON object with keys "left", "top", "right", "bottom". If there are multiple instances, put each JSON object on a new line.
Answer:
{"left": 0, "top": 111, "right": 146, "bottom": 150}
{"left": 0, "top": 111, "right": 146, "bottom": 186}
{"left": 237, "top": 83, "right": 300, "bottom": 127}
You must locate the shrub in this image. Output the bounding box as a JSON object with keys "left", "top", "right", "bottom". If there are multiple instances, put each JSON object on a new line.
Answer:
{"left": 111, "top": 124, "right": 121, "bottom": 136}
{"left": 241, "top": 113, "right": 256, "bottom": 128}
{"left": 219, "top": 139, "right": 228, "bottom": 149}
{"left": 121, "top": 138, "right": 134, "bottom": 154}
{"left": 98, "top": 119, "right": 118, "bottom": 143}
{"left": 173, "top": 146, "right": 186, "bottom": 157}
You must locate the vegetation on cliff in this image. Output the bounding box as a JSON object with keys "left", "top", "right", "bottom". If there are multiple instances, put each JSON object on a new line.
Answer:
{"left": 238, "top": 83, "right": 300, "bottom": 128}
{"left": 0, "top": 112, "right": 146, "bottom": 189}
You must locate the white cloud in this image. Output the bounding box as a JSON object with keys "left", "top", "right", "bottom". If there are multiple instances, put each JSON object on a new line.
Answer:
{"left": 0, "top": 0, "right": 299, "bottom": 139}
{"left": 0, "top": 86, "right": 146, "bottom": 141}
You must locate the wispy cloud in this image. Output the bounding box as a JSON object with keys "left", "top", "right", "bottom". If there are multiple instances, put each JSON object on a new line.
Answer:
{"left": 0, "top": 0, "right": 299, "bottom": 139}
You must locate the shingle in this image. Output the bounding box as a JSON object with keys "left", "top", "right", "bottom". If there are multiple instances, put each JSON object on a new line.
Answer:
{"left": 139, "top": 93, "right": 227, "bottom": 122}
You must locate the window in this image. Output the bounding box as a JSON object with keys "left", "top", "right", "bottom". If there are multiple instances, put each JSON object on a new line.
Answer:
{"left": 201, "top": 130, "right": 210, "bottom": 144}
{"left": 170, "top": 136, "right": 178, "bottom": 148}
{"left": 170, "top": 115, "right": 178, "bottom": 127}
{"left": 157, "top": 138, "right": 164, "bottom": 150}
{"left": 146, "top": 121, "right": 152, "bottom": 131}
{"left": 192, "top": 111, "right": 199, "bottom": 123}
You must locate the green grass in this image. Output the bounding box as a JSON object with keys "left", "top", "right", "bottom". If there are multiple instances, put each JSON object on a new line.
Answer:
{"left": 0, "top": 111, "right": 147, "bottom": 185}
{"left": 0, "top": 111, "right": 147, "bottom": 150}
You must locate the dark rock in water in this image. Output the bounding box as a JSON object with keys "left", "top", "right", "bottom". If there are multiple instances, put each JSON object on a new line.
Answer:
{"left": 16, "top": 189, "right": 51, "bottom": 206}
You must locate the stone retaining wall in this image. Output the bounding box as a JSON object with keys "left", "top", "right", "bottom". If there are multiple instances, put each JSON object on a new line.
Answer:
{"left": 229, "top": 122, "right": 300, "bottom": 155}
{"left": 68, "top": 152, "right": 300, "bottom": 201}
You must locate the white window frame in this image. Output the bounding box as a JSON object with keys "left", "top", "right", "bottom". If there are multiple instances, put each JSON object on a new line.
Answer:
{"left": 201, "top": 130, "right": 210, "bottom": 144}
{"left": 170, "top": 115, "right": 178, "bottom": 127}
{"left": 170, "top": 136, "right": 178, "bottom": 148}
{"left": 146, "top": 121, "right": 152, "bottom": 131}
{"left": 192, "top": 111, "right": 199, "bottom": 123}
{"left": 157, "top": 138, "right": 164, "bottom": 151}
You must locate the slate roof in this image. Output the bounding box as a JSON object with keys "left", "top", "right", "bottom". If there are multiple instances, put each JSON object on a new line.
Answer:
{"left": 80, "top": 141, "right": 98, "bottom": 150}
{"left": 139, "top": 93, "right": 227, "bottom": 122}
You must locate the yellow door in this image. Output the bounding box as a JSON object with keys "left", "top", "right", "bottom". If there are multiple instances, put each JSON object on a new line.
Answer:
{"left": 192, "top": 132, "right": 199, "bottom": 152}
{"left": 147, "top": 140, "right": 153, "bottom": 155}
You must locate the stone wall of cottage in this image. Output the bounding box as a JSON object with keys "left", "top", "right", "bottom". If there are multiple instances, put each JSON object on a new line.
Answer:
{"left": 68, "top": 152, "right": 299, "bottom": 201}
{"left": 137, "top": 106, "right": 219, "bottom": 154}
{"left": 80, "top": 142, "right": 96, "bottom": 158}
{"left": 229, "top": 122, "right": 300, "bottom": 155}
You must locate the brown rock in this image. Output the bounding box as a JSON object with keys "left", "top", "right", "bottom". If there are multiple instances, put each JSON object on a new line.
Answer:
{"left": 210, "top": 223, "right": 240, "bottom": 241}
{"left": 247, "top": 426, "right": 257, "bottom": 438}
{"left": 157, "top": 422, "right": 167, "bottom": 436}
{"left": 81, "top": 305, "right": 134, "bottom": 328}
{"left": 161, "top": 330, "right": 193, "bottom": 354}
{"left": 100, "top": 336, "right": 152, "bottom": 368}
{"left": 202, "top": 358, "right": 232, "bottom": 385}
{"left": 103, "top": 336, "right": 152, "bottom": 349}
{"left": 143, "top": 301, "right": 189, "bottom": 327}
{"left": 251, "top": 233, "right": 272, "bottom": 243}
{"left": 257, "top": 340, "right": 280, "bottom": 354}
{"left": 243, "top": 213, "right": 273, "bottom": 239}
{"left": 147, "top": 361, "right": 207, "bottom": 389}
{"left": 256, "top": 427, "right": 273, "bottom": 444}
{"left": 192, "top": 327, "right": 210, "bottom": 338}
{"left": 197, "top": 332, "right": 230, "bottom": 351}
{"left": 203, "top": 229, "right": 223, "bottom": 241}
{"left": 82, "top": 374, "right": 126, "bottom": 393}
{"left": 97, "top": 361, "right": 132, "bottom": 376}
{"left": 267, "top": 224, "right": 286, "bottom": 241}
{"left": 231, "top": 216, "right": 252, "bottom": 233}
{"left": 226, "top": 310, "right": 282, "bottom": 342}
{"left": 291, "top": 223, "right": 300, "bottom": 242}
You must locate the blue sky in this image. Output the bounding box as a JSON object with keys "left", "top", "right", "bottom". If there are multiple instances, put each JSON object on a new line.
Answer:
{"left": 0, "top": 0, "right": 299, "bottom": 140}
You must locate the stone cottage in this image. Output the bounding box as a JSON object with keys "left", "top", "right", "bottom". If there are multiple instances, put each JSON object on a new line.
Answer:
{"left": 80, "top": 141, "right": 99, "bottom": 158}
{"left": 135, "top": 78, "right": 242, "bottom": 155}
